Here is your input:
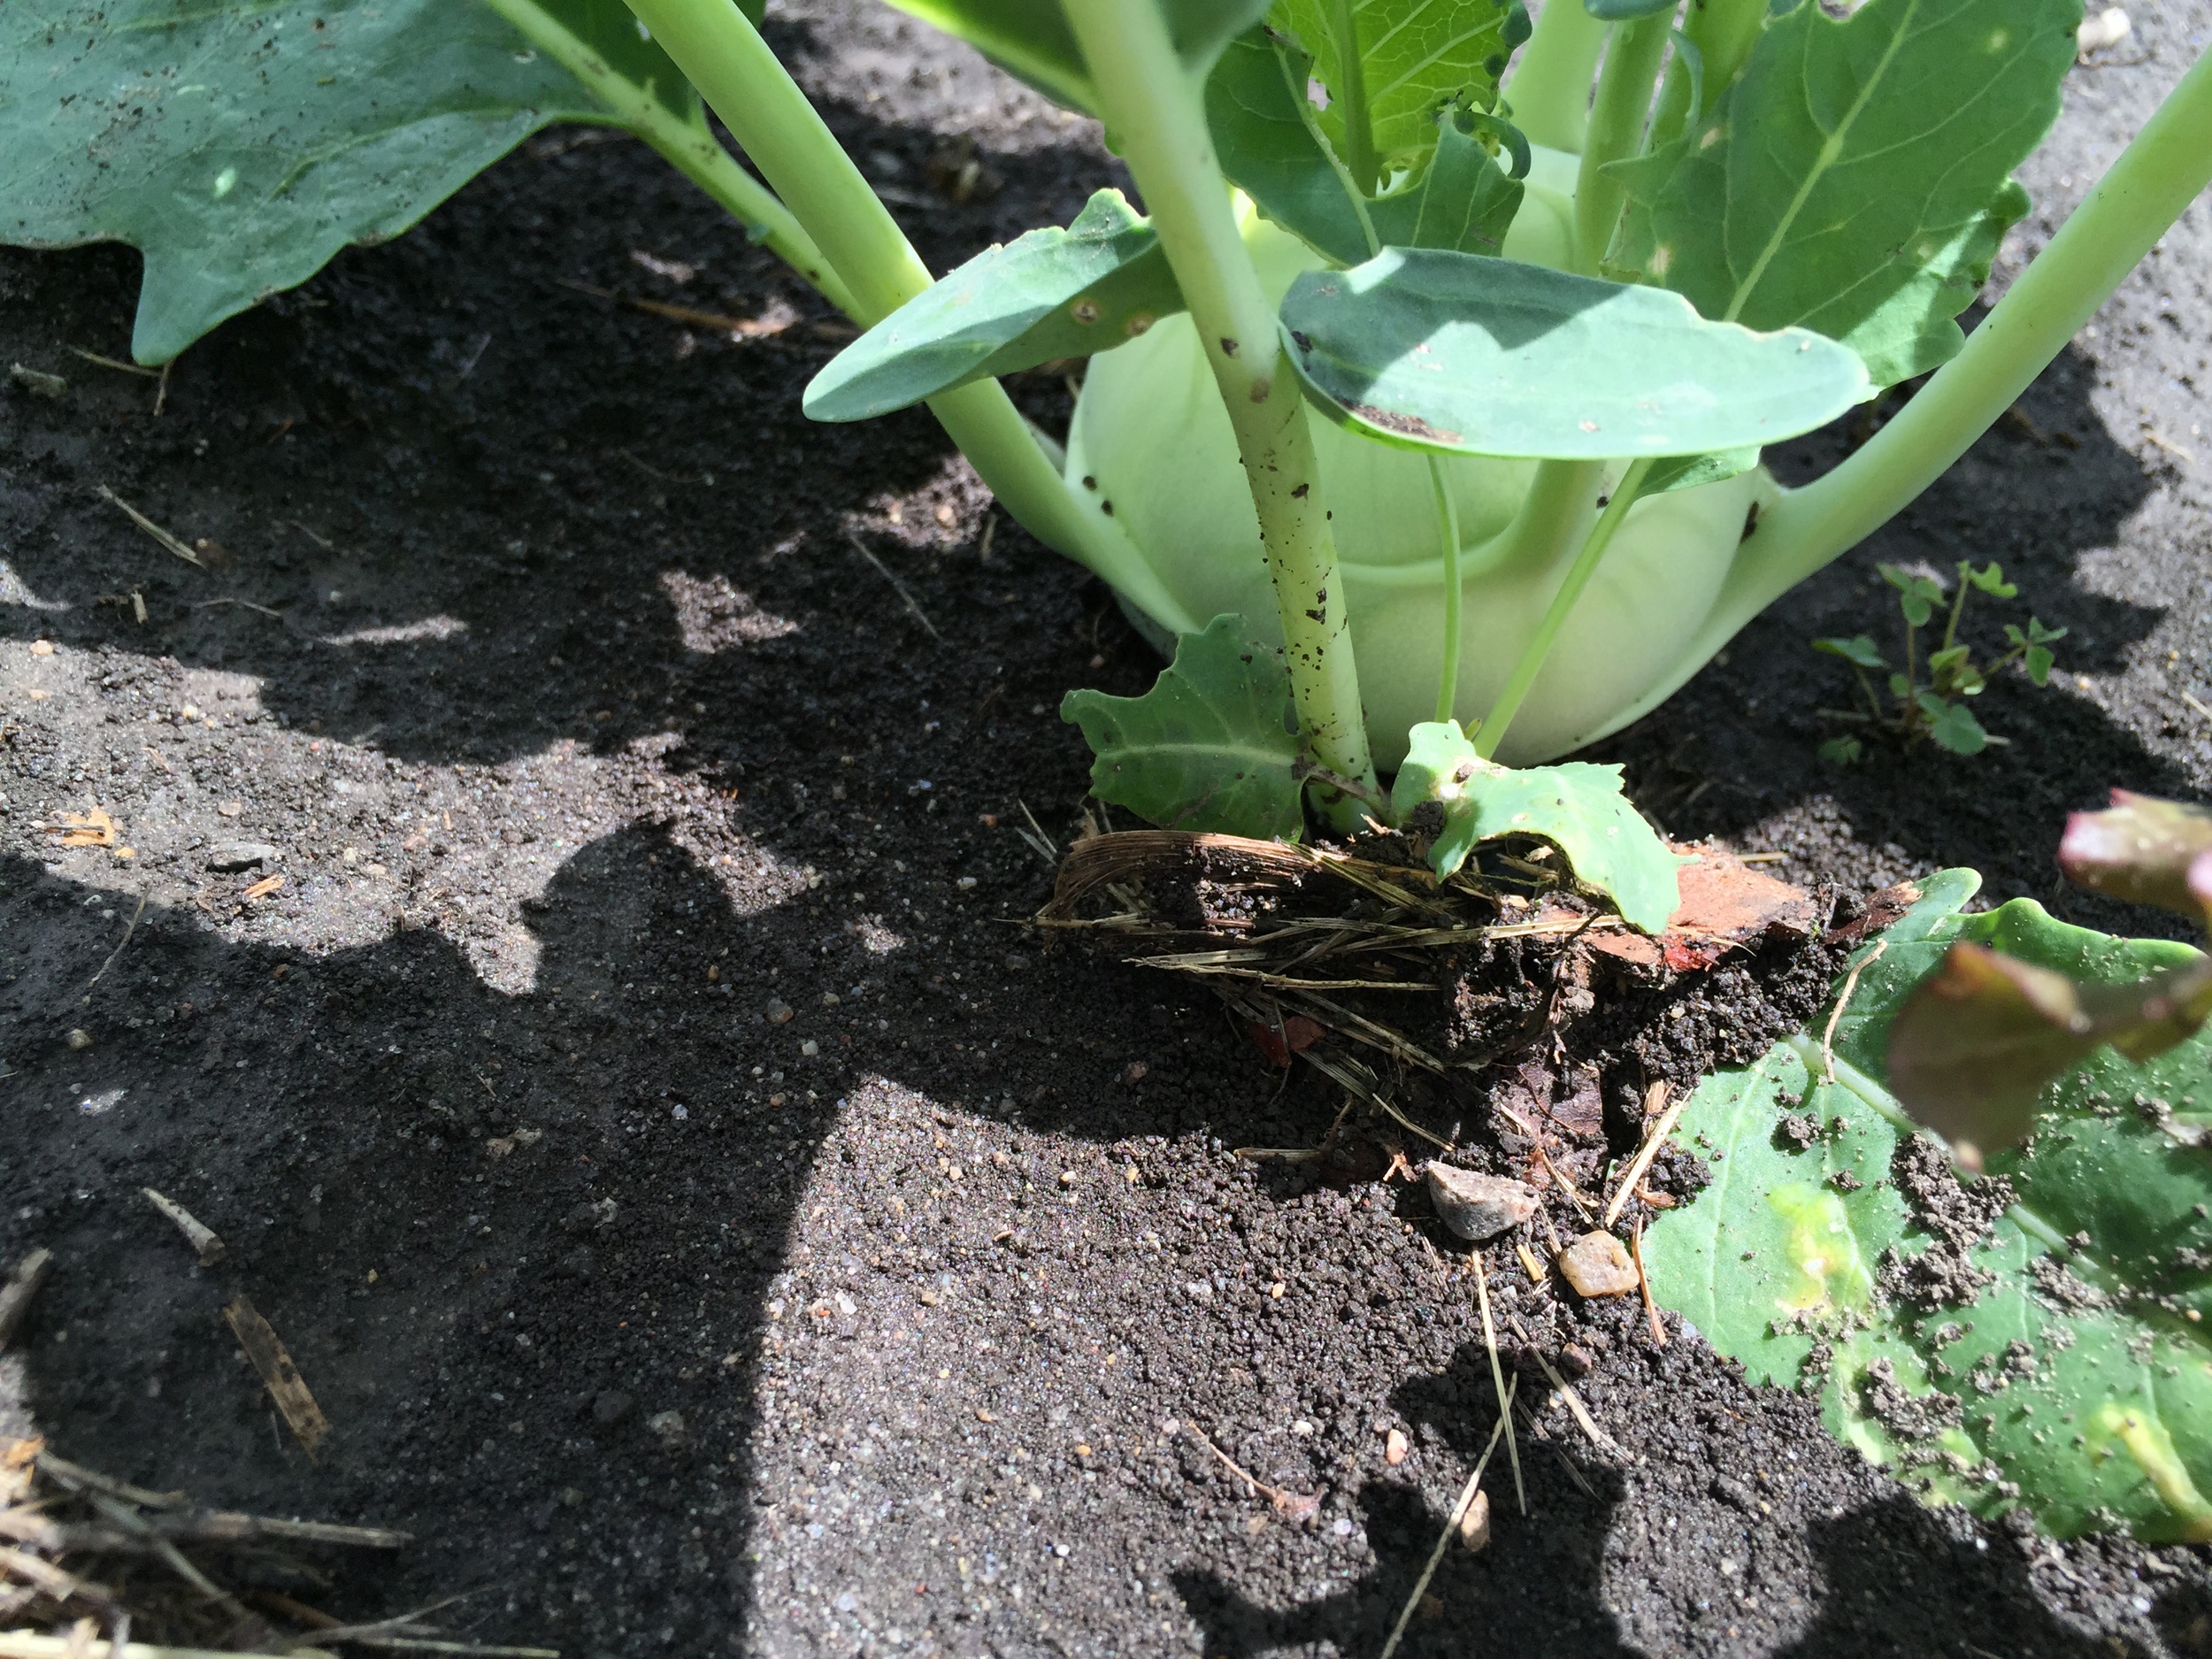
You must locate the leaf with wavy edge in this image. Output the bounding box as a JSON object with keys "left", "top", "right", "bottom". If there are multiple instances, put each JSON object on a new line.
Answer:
{"left": 1280, "top": 247, "right": 1871, "bottom": 459}
{"left": 1609, "top": 0, "right": 2077, "bottom": 388}
{"left": 1389, "top": 720, "right": 1685, "bottom": 930}
{"left": 0, "top": 0, "right": 721, "bottom": 365}
{"left": 1061, "top": 615, "right": 1307, "bottom": 841}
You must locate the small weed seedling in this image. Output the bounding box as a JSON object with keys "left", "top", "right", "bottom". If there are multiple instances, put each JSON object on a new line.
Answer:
{"left": 1814, "top": 562, "right": 2067, "bottom": 759}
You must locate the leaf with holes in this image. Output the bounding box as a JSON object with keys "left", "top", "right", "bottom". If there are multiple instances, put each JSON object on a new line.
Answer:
{"left": 1647, "top": 872, "right": 2212, "bottom": 1541}
{"left": 1269, "top": 0, "right": 1530, "bottom": 177}
{"left": 1389, "top": 720, "right": 1686, "bottom": 930}
{"left": 1061, "top": 615, "right": 1308, "bottom": 840}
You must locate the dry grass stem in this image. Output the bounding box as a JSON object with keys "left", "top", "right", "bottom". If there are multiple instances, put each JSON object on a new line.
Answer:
{"left": 1602, "top": 1080, "right": 1686, "bottom": 1228}
{"left": 1821, "top": 939, "right": 1887, "bottom": 1084}
{"left": 1375, "top": 1375, "right": 1514, "bottom": 1659}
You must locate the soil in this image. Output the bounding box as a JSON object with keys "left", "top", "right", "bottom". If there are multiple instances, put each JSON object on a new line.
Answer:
{"left": 3, "top": 2, "right": 2211, "bottom": 1655}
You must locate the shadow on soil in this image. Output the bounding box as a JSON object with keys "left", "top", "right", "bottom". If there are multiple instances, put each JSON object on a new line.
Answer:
{"left": 0, "top": 26, "right": 2196, "bottom": 1648}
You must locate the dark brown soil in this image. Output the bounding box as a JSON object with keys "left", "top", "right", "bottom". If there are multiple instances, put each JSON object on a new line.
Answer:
{"left": 4, "top": 3, "right": 2210, "bottom": 1655}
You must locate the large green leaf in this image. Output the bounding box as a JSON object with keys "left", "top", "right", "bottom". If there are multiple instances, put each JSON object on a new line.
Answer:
{"left": 1647, "top": 875, "right": 2212, "bottom": 1541}
{"left": 1207, "top": 29, "right": 1374, "bottom": 265}
{"left": 1389, "top": 720, "right": 1685, "bottom": 931}
{"left": 0, "top": 0, "right": 709, "bottom": 365}
{"left": 803, "top": 190, "right": 1182, "bottom": 421}
{"left": 1061, "top": 615, "right": 1307, "bottom": 840}
{"left": 880, "top": 0, "right": 1274, "bottom": 113}
{"left": 1608, "top": 0, "right": 2078, "bottom": 388}
{"left": 1269, "top": 0, "right": 1529, "bottom": 174}
{"left": 1279, "top": 247, "right": 1871, "bottom": 458}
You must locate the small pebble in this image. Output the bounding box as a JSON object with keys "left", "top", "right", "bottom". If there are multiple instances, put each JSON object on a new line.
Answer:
{"left": 1558, "top": 1231, "right": 1640, "bottom": 1297}
{"left": 1425, "top": 1164, "right": 1539, "bottom": 1241}
{"left": 1384, "top": 1428, "right": 1409, "bottom": 1466}
{"left": 765, "top": 1000, "right": 795, "bottom": 1025}
{"left": 1457, "top": 1488, "right": 1492, "bottom": 1553}
{"left": 592, "top": 1390, "right": 634, "bottom": 1427}
{"left": 66, "top": 1028, "right": 92, "bottom": 1051}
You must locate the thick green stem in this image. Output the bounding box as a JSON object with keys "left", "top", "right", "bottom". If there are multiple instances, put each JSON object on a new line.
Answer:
{"left": 1506, "top": 0, "right": 1609, "bottom": 153}
{"left": 1747, "top": 42, "right": 2212, "bottom": 628}
{"left": 1575, "top": 14, "right": 1671, "bottom": 275}
{"left": 617, "top": 0, "right": 1193, "bottom": 629}
{"left": 1649, "top": 0, "right": 1769, "bottom": 147}
{"left": 1330, "top": 0, "right": 1381, "bottom": 196}
{"left": 480, "top": 0, "right": 857, "bottom": 316}
{"left": 1427, "top": 456, "right": 1463, "bottom": 725}
{"left": 1478, "top": 457, "right": 1654, "bottom": 757}
{"left": 1065, "top": 0, "right": 1379, "bottom": 818}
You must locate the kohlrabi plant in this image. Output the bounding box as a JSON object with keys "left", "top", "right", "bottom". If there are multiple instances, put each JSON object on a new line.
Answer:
{"left": 8, "top": 0, "right": 2211, "bottom": 934}
{"left": 1814, "top": 561, "right": 2067, "bottom": 761}
{"left": 1645, "top": 791, "right": 2212, "bottom": 1541}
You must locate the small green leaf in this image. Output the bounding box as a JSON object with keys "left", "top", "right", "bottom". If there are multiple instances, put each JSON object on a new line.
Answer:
{"left": 1817, "top": 735, "right": 1865, "bottom": 765}
{"left": 1061, "top": 615, "right": 1306, "bottom": 840}
{"left": 1270, "top": 0, "right": 1529, "bottom": 175}
{"left": 2024, "top": 644, "right": 2055, "bottom": 686}
{"left": 1280, "top": 248, "right": 1870, "bottom": 459}
{"left": 1644, "top": 447, "right": 1760, "bottom": 494}
{"left": 803, "top": 190, "right": 1183, "bottom": 421}
{"left": 1962, "top": 560, "right": 2018, "bottom": 599}
{"left": 1924, "top": 699, "right": 1989, "bottom": 756}
{"left": 1880, "top": 564, "right": 1945, "bottom": 627}
{"left": 1367, "top": 112, "right": 1525, "bottom": 256}
{"left": 1609, "top": 0, "right": 2076, "bottom": 389}
{"left": 1207, "top": 29, "right": 1373, "bottom": 265}
{"left": 0, "top": 0, "right": 695, "bottom": 364}
{"left": 1389, "top": 721, "right": 1685, "bottom": 930}
{"left": 2028, "top": 617, "right": 2069, "bottom": 644}
{"left": 1649, "top": 876, "right": 2212, "bottom": 1541}
{"left": 1814, "top": 635, "right": 1886, "bottom": 670}
{"left": 1887, "top": 672, "right": 1912, "bottom": 699}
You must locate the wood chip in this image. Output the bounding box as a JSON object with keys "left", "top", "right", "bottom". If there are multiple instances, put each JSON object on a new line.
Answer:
{"left": 240, "top": 873, "right": 286, "bottom": 902}
{"left": 222, "top": 1297, "right": 329, "bottom": 1459}
{"left": 51, "top": 810, "right": 117, "bottom": 849}
{"left": 142, "top": 1189, "right": 225, "bottom": 1266}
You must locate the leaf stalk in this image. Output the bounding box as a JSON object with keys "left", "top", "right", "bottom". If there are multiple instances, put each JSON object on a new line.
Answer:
{"left": 1064, "top": 0, "right": 1379, "bottom": 823}
{"left": 616, "top": 0, "right": 1199, "bottom": 634}
{"left": 1575, "top": 14, "right": 1671, "bottom": 275}
{"left": 1477, "top": 457, "right": 1655, "bottom": 758}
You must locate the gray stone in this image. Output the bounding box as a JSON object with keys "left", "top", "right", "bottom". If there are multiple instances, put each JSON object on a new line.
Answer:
{"left": 1425, "top": 1164, "right": 1539, "bottom": 1241}
{"left": 206, "top": 841, "right": 279, "bottom": 872}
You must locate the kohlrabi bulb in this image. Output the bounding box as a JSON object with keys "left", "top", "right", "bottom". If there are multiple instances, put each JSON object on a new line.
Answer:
{"left": 1063, "top": 144, "right": 1776, "bottom": 769}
